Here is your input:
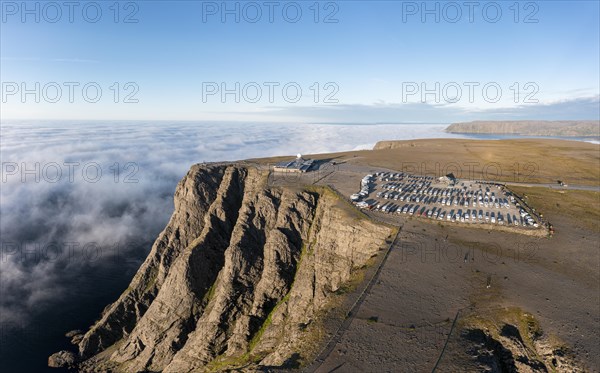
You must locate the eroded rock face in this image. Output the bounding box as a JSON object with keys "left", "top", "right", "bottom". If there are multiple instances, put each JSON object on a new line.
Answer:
{"left": 56, "top": 164, "right": 391, "bottom": 372}
{"left": 48, "top": 350, "right": 77, "bottom": 368}
{"left": 77, "top": 165, "right": 227, "bottom": 359}
{"left": 462, "top": 322, "right": 586, "bottom": 373}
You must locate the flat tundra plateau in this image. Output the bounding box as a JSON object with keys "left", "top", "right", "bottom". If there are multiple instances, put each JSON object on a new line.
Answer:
{"left": 259, "top": 139, "right": 599, "bottom": 372}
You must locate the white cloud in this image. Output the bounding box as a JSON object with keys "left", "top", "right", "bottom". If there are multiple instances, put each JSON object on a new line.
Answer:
{"left": 1, "top": 121, "right": 460, "bottom": 325}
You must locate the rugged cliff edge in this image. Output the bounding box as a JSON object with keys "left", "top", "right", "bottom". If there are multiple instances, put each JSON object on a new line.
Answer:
{"left": 50, "top": 163, "right": 392, "bottom": 372}
{"left": 453, "top": 308, "right": 587, "bottom": 372}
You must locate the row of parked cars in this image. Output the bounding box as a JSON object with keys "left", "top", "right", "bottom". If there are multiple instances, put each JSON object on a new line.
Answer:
{"left": 378, "top": 189, "right": 512, "bottom": 209}
{"left": 353, "top": 171, "right": 540, "bottom": 228}
{"left": 378, "top": 172, "right": 433, "bottom": 183}
{"left": 351, "top": 174, "right": 374, "bottom": 202}
{"left": 374, "top": 202, "right": 535, "bottom": 226}
{"left": 518, "top": 208, "right": 539, "bottom": 227}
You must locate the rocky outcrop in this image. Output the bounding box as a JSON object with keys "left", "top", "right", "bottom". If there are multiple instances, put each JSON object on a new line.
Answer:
{"left": 66, "top": 330, "right": 84, "bottom": 345}
{"left": 54, "top": 163, "right": 392, "bottom": 372}
{"left": 77, "top": 165, "right": 228, "bottom": 360}
{"left": 48, "top": 350, "right": 77, "bottom": 368}
{"left": 460, "top": 310, "right": 586, "bottom": 372}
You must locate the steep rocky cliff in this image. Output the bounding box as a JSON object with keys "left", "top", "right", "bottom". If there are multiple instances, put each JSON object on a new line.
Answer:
{"left": 51, "top": 163, "right": 392, "bottom": 372}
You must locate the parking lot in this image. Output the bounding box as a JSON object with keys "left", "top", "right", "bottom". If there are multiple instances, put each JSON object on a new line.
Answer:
{"left": 351, "top": 172, "right": 540, "bottom": 228}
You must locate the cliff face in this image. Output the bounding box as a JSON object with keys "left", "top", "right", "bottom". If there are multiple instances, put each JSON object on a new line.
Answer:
{"left": 59, "top": 164, "right": 391, "bottom": 372}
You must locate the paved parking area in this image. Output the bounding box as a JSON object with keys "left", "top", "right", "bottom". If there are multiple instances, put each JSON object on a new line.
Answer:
{"left": 351, "top": 172, "right": 540, "bottom": 228}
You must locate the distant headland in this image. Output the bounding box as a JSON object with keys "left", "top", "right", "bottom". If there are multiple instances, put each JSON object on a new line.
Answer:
{"left": 445, "top": 120, "right": 599, "bottom": 137}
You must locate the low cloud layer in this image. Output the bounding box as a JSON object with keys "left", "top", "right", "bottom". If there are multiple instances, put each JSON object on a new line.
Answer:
{"left": 1, "top": 121, "right": 465, "bottom": 326}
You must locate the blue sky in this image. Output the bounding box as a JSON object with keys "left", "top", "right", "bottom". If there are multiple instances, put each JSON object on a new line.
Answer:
{"left": 1, "top": 0, "right": 599, "bottom": 121}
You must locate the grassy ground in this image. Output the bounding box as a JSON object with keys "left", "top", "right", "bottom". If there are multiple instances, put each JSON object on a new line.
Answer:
{"left": 510, "top": 186, "right": 600, "bottom": 231}
{"left": 238, "top": 139, "right": 599, "bottom": 371}
{"left": 250, "top": 139, "right": 600, "bottom": 186}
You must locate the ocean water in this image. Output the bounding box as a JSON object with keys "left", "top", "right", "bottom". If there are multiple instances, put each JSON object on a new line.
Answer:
{"left": 0, "top": 121, "right": 594, "bottom": 372}
{"left": 451, "top": 132, "right": 600, "bottom": 144}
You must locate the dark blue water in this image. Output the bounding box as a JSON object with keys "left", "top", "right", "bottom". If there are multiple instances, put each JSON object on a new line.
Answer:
{"left": 1, "top": 255, "right": 146, "bottom": 373}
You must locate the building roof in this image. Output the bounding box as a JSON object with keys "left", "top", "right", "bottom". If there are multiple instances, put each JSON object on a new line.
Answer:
{"left": 275, "top": 157, "right": 315, "bottom": 172}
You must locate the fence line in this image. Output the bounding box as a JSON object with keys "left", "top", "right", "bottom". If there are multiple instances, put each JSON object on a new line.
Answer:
{"left": 303, "top": 229, "right": 401, "bottom": 373}
{"left": 431, "top": 308, "right": 463, "bottom": 372}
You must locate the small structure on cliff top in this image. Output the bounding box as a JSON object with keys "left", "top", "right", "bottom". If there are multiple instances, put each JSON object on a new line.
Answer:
{"left": 273, "top": 154, "right": 315, "bottom": 173}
